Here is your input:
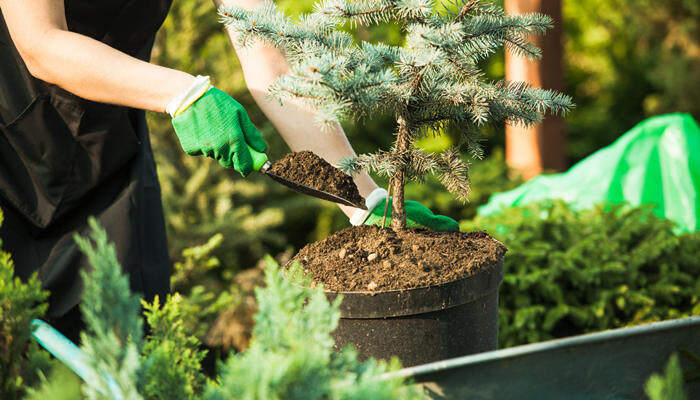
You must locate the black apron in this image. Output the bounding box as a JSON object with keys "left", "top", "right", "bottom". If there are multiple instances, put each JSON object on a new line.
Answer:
{"left": 0, "top": 0, "right": 173, "bottom": 340}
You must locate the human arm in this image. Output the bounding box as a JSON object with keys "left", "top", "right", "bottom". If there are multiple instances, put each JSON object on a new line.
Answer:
{"left": 0, "top": 0, "right": 195, "bottom": 112}
{"left": 212, "top": 0, "right": 380, "bottom": 217}
{"left": 0, "top": 0, "right": 266, "bottom": 176}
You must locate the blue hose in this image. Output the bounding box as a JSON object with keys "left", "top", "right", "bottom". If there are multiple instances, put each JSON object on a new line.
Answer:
{"left": 31, "top": 319, "right": 124, "bottom": 399}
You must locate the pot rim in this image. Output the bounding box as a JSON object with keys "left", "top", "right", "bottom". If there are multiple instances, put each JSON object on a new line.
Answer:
{"left": 327, "top": 258, "right": 504, "bottom": 318}
{"left": 323, "top": 259, "right": 502, "bottom": 295}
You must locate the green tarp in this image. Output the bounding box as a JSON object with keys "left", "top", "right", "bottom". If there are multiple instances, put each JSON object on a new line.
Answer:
{"left": 478, "top": 113, "right": 700, "bottom": 233}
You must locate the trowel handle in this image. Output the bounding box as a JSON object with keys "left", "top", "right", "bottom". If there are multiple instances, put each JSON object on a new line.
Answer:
{"left": 248, "top": 144, "right": 269, "bottom": 171}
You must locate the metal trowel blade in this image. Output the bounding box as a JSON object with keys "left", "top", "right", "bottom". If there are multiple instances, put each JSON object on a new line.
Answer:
{"left": 260, "top": 162, "right": 367, "bottom": 210}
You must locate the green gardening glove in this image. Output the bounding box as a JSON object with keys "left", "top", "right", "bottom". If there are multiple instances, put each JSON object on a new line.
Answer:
{"left": 351, "top": 188, "right": 459, "bottom": 231}
{"left": 171, "top": 86, "right": 267, "bottom": 176}
{"left": 365, "top": 198, "right": 460, "bottom": 231}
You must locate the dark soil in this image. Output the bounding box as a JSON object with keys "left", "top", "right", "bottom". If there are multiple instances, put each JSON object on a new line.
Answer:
{"left": 268, "top": 151, "right": 364, "bottom": 206}
{"left": 292, "top": 225, "right": 506, "bottom": 292}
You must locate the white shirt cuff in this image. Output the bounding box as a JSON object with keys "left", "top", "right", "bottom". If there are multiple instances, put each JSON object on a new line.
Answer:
{"left": 166, "top": 75, "right": 212, "bottom": 117}
{"left": 350, "top": 188, "right": 388, "bottom": 226}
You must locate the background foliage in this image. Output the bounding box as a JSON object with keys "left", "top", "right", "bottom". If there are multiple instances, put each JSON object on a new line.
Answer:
{"left": 645, "top": 354, "right": 689, "bottom": 400}
{"left": 463, "top": 201, "right": 700, "bottom": 348}
{"left": 0, "top": 210, "right": 51, "bottom": 400}
{"left": 563, "top": 0, "right": 700, "bottom": 161}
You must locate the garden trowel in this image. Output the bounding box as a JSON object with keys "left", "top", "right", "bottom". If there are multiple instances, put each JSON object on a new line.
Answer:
{"left": 247, "top": 145, "right": 367, "bottom": 210}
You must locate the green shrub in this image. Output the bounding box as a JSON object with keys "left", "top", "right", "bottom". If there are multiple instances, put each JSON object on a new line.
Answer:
{"left": 24, "top": 362, "right": 83, "bottom": 400}
{"left": 44, "top": 220, "right": 420, "bottom": 399}
{"left": 0, "top": 209, "right": 51, "bottom": 399}
{"left": 139, "top": 294, "right": 208, "bottom": 400}
{"left": 645, "top": 354, "right": 688, "bottom": 400}
{"left": 463, "top": 201, "right": 700, "bottom": 348}
{"left": 74, "top": 219, "right": 148, "bottom": 399}
{"left": 169, "top": 233, "right": 237, "bottom": 343}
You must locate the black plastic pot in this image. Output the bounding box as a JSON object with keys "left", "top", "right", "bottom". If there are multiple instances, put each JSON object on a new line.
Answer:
{"left": 326, "top": 258, "right": 504, "bottom": 367}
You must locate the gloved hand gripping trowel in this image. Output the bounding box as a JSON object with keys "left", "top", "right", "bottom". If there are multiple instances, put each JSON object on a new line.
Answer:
{"left": 167, "top": 78, "right": 366, "bottom": 210}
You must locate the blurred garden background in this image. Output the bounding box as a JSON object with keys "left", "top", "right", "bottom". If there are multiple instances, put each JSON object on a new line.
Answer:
{"left": 144, "top": 0, "right": 699, "bottom": 355}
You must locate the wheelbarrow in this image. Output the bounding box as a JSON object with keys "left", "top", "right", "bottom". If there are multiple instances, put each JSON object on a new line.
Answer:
{"left": 385, "top": 316, "right": 700, "bottom": 399}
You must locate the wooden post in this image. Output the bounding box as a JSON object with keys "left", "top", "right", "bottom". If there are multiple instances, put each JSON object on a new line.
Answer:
{"left": 504, "top": 0, "right": 566, "bottom": 180}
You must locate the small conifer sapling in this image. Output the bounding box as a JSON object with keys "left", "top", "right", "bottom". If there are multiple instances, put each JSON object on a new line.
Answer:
{"left": 219, "top": 0, "right": 572, "bottom": 230}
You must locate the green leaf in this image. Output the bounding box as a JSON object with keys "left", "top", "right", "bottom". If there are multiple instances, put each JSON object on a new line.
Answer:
{"left": 645, "top": 354, "right": 687, "bottom": 400}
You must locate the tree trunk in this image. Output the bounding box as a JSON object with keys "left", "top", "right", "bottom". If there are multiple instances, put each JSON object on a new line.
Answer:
{"left": 504, "top": 0, "right": 566, "bottom": 180}
{"left": 390, "top": 117, "right": 410, "bottom": 230}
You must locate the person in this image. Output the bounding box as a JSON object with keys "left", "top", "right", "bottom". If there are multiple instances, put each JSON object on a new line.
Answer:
{"left": 0, "top": 0, "right": 458, "bottom": 342}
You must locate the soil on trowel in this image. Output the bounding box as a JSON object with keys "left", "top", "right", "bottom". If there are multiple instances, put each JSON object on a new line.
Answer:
{"left": 292, "top": 225, "right": 507, "bottom": 292}
{"left": 268, "top": 151, "right": 364, "bottom": 207}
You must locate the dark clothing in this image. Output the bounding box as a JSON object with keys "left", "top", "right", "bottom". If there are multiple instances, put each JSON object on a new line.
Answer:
{"left": 0, "top": 1, "right": 173, "bottom": 341}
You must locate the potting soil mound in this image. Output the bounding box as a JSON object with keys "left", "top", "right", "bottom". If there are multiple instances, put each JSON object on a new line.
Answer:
{"left": 268, "top": 151, "right": 364, "bottom": 207}
{"left": 292, "top": 225, "right": 506, "bottom": 292}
